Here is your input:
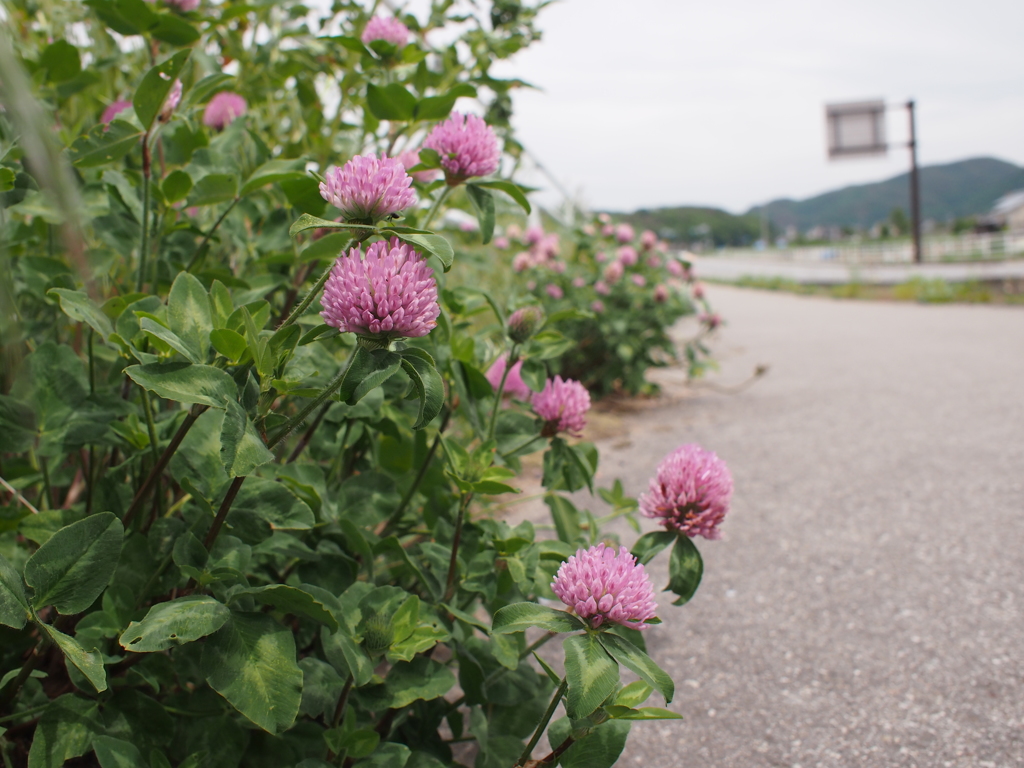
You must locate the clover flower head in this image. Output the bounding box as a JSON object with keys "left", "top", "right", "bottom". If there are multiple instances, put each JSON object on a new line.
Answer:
{"left": 165, "top": 0, "right": 200, "bottom": 10}
{"left": 700, "top": 312, "right": 722, "bottom": 330}
{"left": 320, "top": 237, "right": 439, "bottom": 340}
{"left": 647, "top": 254, "right": 662, "bottom": 268}
{"left": 594, "top": 280, "right": 610, "bottom": 296}
{"left": 159, "top": 80, "right": 183, "bottom": 122}
{"left": 507, "top": 305, "right": 544, "bottom": 343}
{"left": 598, "top": 213, "right": 611, "bottom": 224}
{"left": 653, "top": 284, "right": 669, "bottom": 303}
{"left": 640, "top": 229, "right": 658, "bottom": 250}
{"left": 423, "top": 112, "right": 500, "bottom": 184}
{"left": 582, "top": 224, "right": 596, "bottom": 236}
{"left": 693, "top": 283, "right": 705, "bottom": 300}
{"left": 101, "top": 100, "right": 133, "bottom": 125}
{"left": 572, "top": 277, "right": 587, "bottom": 288}
{"left": 524, "top": 226, "right": 544, "bottom": 245}
{"left": 540, "top": 233, "right": 561, "bottom": 258}
{"left": 595, "top": 251, "right": 608, "bottom": 263}
{"left": 631, "top": 274, "right": 646, "bottom": 287}
{"left": 603, "top": 260, "right": 624, "bottom": 284}
{"left": 552, "top": 544, "right": 658, "bottom": 630}
{"left": 601, "top": 224, "right": 615, "bottom": 237}
{"left": 615, "top": 223, "right": 635, "bottom": 243}
{"left": 493, "top": 236, "right": 510, "bottom": 250}
{"left": 532, "top": 375, "right": 590, "bottom": 437}
{"left": 617, "top": 246, "right": 638, "bottom": 266}
{"left": 398, "top": 149, "right": 439, "bottom": 183}
{"left": 545, "top": 283, "right": 563, "bottom": 299}
{"left": 591, "top": 299, "right": 605, "bottom": 313}
{"left": 506, "top": 223, "right": 522, "bottom": 241}
{"left": 667, "top": 259, "right": 685, "bottom": 278}
{"left": 319, "top": 153, "right": 417, "bottom": 222}
{"left": 486, "top": 354, "right": 532, "bottom": 400}
{"left": 361, "top": 16, "right": 410, "bottom": 48}
{"left": 513, "top": 252, "right": 534, "bottom": 272}
{"left": 639, "top": 444, "right": 733, "bottom": 539}
{"left": 203, "top": 91, "right": 247, "bottom": 130}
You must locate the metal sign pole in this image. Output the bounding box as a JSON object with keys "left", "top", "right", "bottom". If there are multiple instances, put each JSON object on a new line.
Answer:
{"left": 907, "top": 100, "right": 923, "bottom": 263}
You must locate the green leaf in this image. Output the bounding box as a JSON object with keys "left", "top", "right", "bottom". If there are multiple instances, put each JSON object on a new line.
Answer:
{"left": 24, "top": 512, "right": 123, "bottom": 614}
{"left": 491, "top": 602, "right": 585, "bottom": 635}
{"left": 382, "top": 231, "right": 454, "bottom": 272}
{"left": 187, "top": 173, "right": 238, "bottom": 206}
{"left": 231, "top": 477, "right": 315, "bottom": 531}
{"left": 338, "top": 347, "right": 403, "bottom": 405}
{"left": 25, "top": 693, "right": 99, "bottom": 767}
{"left": 630, "top": 530, "right": 676, "bottom": 566}
{"left": 613, "top": 680, "right": 653, "bottom": 708}
{"left": 0, "top": 167, "right": 15, "bottom": 192}
{"left": 354, "top": 743, "right": 411, "bottom": 768}
{"left": 93, "top": 736, "right": 145, "bottom": 768}
{"left": 149, "top": 13, "right": 200, "bottom": 46}
{"left": 40, "top": 40, "right": 81, "bottom": 83}
{"left": 399, "top": 348, "right": 444, "bottom": 429}
{"left": 202, "top": 613, "right": 303, "bottom": 734}
{"left": 597, "top": 632, "right": 674, "bottom": 704}
{"left": 210, "top": 328, "right": 247, "bottom": 362}
{"left": 68, "top": 120, "right": 143, "bottom": 168}
{"left": 133, "top": 49, "right": 191, "bottom": 131}
{"left": 219, "top": 399, "right": 273, "bottom": 477}
{"left": 667, "top": 535, "right": 703, "bottom": 605}
{"left": 281, "top": 176, "right": 327, "bottom": 216}
{"left": 162, "top": 169, "right": 192, "bottom": 203}
{"left": 549, "top": 718, "right": 630, "bottom": 768}
{"left": 125, "top": 362, "right": 238, "bottom": 408}
{"left": 465, "top": 184, "right": 495, "bottom": 244}
{"left": 233, "top": 585, "right": 339, "bottom": 632}
{"left": 411, "top": 85, "right": 474, "bottom": 121}
{"left": 357, "top": 656, "right": 455, "bottom": 710}
{"left": 39, "top": 622, "right": 107, "bottom": 692}
{"left": 472, "top": 180, "right": 532, "bottom": 214}
{"left": 140, "top": 317, "right": 200, "bottom": 363}
{"left": 563, "top": 634, "right": 619, "bottom": 719}
{"left": 184, "top": 73, "right": 234, "bottom": 108}
{"left": 241, "top": 158, "right": 307, "bottom": 196}
{"left": 85, "top": 0, "right": 158, "bottom": 36}
{"left": 0, "top": 553, "right": 30, "bottom": 629}
{"left": 47, "top": 289, "right": 114, "bottom": 342}
{"left": 119, "top": 595, "right": 230, "bottom": 652}
{"left": 545, "top": 493, "right": 581, "bottom": 544}
{"left": 321, "top": 626, "right": 374, "bottom": 687}
{"left": 167, "top": 272, "right": 212, "bottom": 363}
{"left": 288, "top": 213, "right": 372, "bottom": 237}
{"left": 604, "top": 705, "right": 682, "bottom": 721}
{"left": 366, "top": 83, "right": 417, "bottom": 121}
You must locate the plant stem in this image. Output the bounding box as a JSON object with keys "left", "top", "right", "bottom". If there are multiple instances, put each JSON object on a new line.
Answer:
{"left": 203, "top": 475, "right": 246, "bottom": 550}
{"left": 285, "top": 402, "right": 331, "bottom": 463}
{"left": 330, "top": 673, "right": 354, "bottom": 728}
{"left": 1, "top": 635, "right": 49, "bottom": 705}
{"left": 186, "top": 196, "right": 240, "bottom": 273}
{"left": 0, "top": 476, "right": 39, "bottom": 516}
{"left": 122, "top": 405, "right": 207, "bottom": 527}
{"left": 0, "top": 701, "right": 55, "bottom": 725}
{"left": 421, "top": 185, "right": 452, "bottom": 230}
{"left": 515, "top": 678, "right": 567, "bottom": 767}
{"left": 443, "top": 491, "right": 473, "bottom": 603}
{"left": 139, "top": 388, "right": 162, "bottom": 520}
{"left": 278, "top": 230, "right": 372, "bottom": 331}
{"left": 486, "top": 344, "right": 518, "bottom": 441}
{"left": 377, "top": 407, "right": 451, "bottom": 536}
{"left": 136, "top": 132, "right": 152, "bottom": 292}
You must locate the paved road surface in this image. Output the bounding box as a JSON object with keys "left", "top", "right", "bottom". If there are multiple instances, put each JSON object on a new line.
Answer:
{"left": 566, "top": 286, "right": 1024, "bottom": 767}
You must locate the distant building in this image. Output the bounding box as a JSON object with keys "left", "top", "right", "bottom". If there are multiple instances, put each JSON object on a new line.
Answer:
{"left": 988, "top": 190, "right": 1024, "bottom": 232}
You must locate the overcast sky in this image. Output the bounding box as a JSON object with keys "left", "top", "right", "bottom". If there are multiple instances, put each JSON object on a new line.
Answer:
{"left": 486, "top": 0, "right": 1024, "bottom": 214}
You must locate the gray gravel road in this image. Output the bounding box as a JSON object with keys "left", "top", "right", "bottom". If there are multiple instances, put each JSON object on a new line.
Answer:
{"left": 574, "top": 286, "right": 1024, "bottom": 767}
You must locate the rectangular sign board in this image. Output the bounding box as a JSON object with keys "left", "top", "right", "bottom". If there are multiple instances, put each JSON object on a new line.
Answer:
{"left": 826, "top": 100, "right": 887, "bottom": 159}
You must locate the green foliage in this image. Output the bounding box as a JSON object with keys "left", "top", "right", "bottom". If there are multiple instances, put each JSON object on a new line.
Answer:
{"left": 0, "top": 1, "right": 719, "bottom": 764}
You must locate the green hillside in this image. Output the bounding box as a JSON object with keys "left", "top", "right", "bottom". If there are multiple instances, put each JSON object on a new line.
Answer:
{"left": 748, "top": 157, "right": 1024, "bottom": 231}
{"left": 613, "top": 206, "right": 762, "bottom": 247}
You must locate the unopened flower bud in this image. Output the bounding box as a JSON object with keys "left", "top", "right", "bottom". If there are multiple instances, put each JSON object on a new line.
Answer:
{"left": 361, "top": 612, "right": 394, "bottom": 656}
{"left": 507, "top": 305, "right": 543, "bottom": 343}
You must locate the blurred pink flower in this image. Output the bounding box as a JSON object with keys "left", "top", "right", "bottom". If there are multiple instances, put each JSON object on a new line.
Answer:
{"left": 508, "top": 306, "right": 544, "bottom": 343}
{"left": 603, "top": 261, "right": 623, "bottom": 284}
{"left": 667, "top": 259, "right": 685, "bottom": 277}
{"left": 693, "top": 283, "right": 705, "bottom": 300}
{"left": 203, "top": 91, "right": 247, "bottom": 130}
{"left": 158, "top": 80, "right": 183, "bottom": 122}
{"left": 540, "top": 233, "right": 561, "bottom": 258}
{"left": 460, "top": 220, "right": 477, "bottom": 232}
{"left": 647, "top": 254, "right": 662, "bottom": 268}
{"left": 700, "top": 312, "right": 722, "bottom": 330}
{"left": 617, "top": 245, "right": 638, "bottom": 266}
{"left": 319, "top": 153, "right": 416, "bottom": 222}
{"left": 572, "top": 276, "right": 587, "bottom": 288}
{"left": 590, "top": 299, "right": 605, "bottom": 313}
{"left": 524, "top": 225, "right": 544, "bottom": 245}
{"left": 493, "top": 236, "right": 510, "bottom": 250}
{"left": 631, "top": 273, "right": 647, "bottom": 287}
{"left": 597, "top": 212, "right": 611, "bottom": 224}
{"left": 165, "top": 0, "right": 199, "bottom": 10}
{"left": 486, "top": 355, "right": 532, "bottom": 400}
{"left": 653, "top": 284, "right": 669, "bottom": 303}
{"left": 582, "top": 224, "right": 596, "bottom": 236}
{"left": 398, "top": 149, "right": 439, "bottom": 183}
{"left": 320, "top": 237, "right": 439, "bottom": 339}
{"left": 545, "top": 283, "right": 564, "bottom": 299}
{"left": 595, "top": 251, "right": 608, "bottom": 263}
{"left": 639, "top": 444, "right": 732, "bottom": 539}
{"left": 101, "top": 100, "right": 132, "bottom": 125}
{"left": 532, "top": 375, "right": 591, "bottom": 437}
{"left": 601, "top": 224, "right": 615, "bottom": 237}
{"left": 594, "top": 280, "right": 610, "bottom": 295}
{"left": 423, "top": 112, "right": 500, "bottom": 184}
{"left": 551, "top": 261, "right": 566, "bottom": 274}
{"left": 615, "top": 223, "right": 635, "bottom": 243}
{"left": 361, "top": 16, "right": 410, "bottom": 47}
{"left": 505, "top": 223, "right": 522, "bottom": 240}
{"left": 640, "top": 229, "right": 658, "bottom": 250}
{"left": 512, "top": 252, "right": 533, "bottom": 272}
{"left": 551, "top": 544, "right": 658, "bottom": 630}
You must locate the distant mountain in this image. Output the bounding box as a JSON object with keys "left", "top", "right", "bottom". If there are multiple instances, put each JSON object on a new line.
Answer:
{"left": 748, "top": 157, "right": 1024, "bottom": 231}
{"left": 614, "top": 206, "right": 762, "bottom": 247}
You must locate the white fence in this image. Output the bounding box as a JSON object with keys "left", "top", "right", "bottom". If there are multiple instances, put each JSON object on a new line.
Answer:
{"left": 714, "top": 230, "right": 1024, "bottom": 265}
